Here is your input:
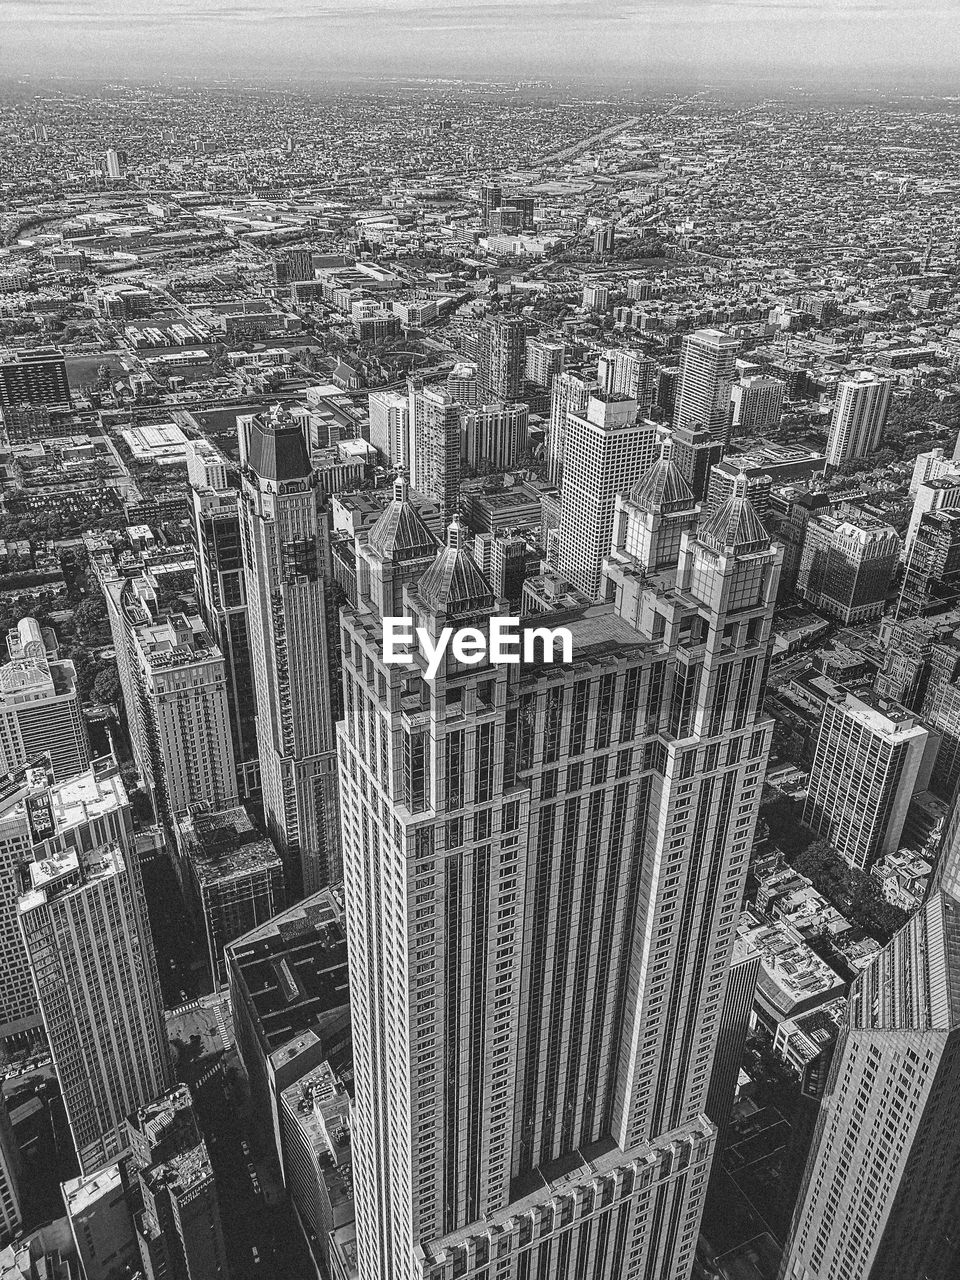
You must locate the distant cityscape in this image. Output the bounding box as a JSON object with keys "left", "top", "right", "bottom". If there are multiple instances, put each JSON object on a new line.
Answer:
{"left": 0, "top": 69, "right": 957, "bottom": 1280}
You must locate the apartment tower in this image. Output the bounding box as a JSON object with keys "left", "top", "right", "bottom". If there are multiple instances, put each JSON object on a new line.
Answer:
{"left": 825, "top": 372, "right": 893, "bottom": 469}
{"left": 672, "top": 328, "right": 741, "bottom": 443}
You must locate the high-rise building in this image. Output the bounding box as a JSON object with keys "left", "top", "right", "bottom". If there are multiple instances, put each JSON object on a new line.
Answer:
{"left": 105, "top": 148, "right": 124, "bottom": 179}
{"left": 480, "top": 182, "right": 502, "bottom": 224}
{"left": 778, "top": 822, "right": 960, "bottom": 1280}
{"left": 227, "top": 888, "right": 352, "bottom": 1161}
{"left": 0, "top": 1097, "right": 22, "bottom": 1245}
{"left": 19, "top": 841, "right": 170, "bottom": 1174}
{"left": 729, "top": 375, "right": 785, "bottom": 434}
{"left": 63, "top": 1161, "right": 139, "bottom": 1280}
{"left": 240, "top": 406, "right": 340, "bottom": 896}
{"left": 190, "top": 483, "right": 259, "bottom": 800}
{"left": 369, "top": 389, "right": 411, "bottom": 464}
{"left": 524, "top": 339, "right": 564, "bottom": 391}
{"left": 598, "top": 348, "right": 656, "bottom": 418}
{"left": 480, "top": 317, "right": 526, "bottom": 402}
{"left": 554, "top": 393, "right": 656, "bottom": 598}
{"left": 124, "top": 1084, "right": 229, "bottom": 1280}
{"left": 825, "top": 372, "right": 893, "bottom": 468}
{"left": 582, "top": 282, "right": 611, "bottom": 312}
{"left": 803, "top": 688, "right": 932, "bottom": 871}
{"left": 279, "top": 1058, "right": 357, "bottom": 1280}
{"left": 105, "top": 583, "right": 238, "bottom": 822}
{"left": 446, "top": 362, "right": 480, "bottom": 407}
{"left": 0, "top": 346, "right": 71, "bottom": 410}
{"left": 895, "top": 507, "right": 960, "bottom": 618}
{"left": 460, "top": 403, "right": 528, "bottom": 472}
{"left": 547, "top": 369, "right": 593, "bottom": 487}
{"left": 796, "top": 514, "right": 900, "bottom": 624}
{"left": 673, "top": 328, "right": 741, "bottom": 442}
{"left": 409, "top": 385, "right": 462, "bottom": 521}
{"left": 903, "top": 473, "right": 960, "bottom": 562}
{"left": 174, "top": 804, "right": 284, "bottom": 987}
{"left": 592, "top": 221, "right": 616, "bottom": 256}
{"left": 0, "top": 758, "right": 134, "bottom": 1053}
{"left": 339, "top": 469, "right": 781, "bottom": 1280}
{"left": 273, "top": 247, "right": 314, "bottom": 286}
{"left": 705, "top": 936, "right": 761, "bottom": 1162}
{"left": 704, "top": 460, "right": 773, "bottom": 523}
{"left": 0, "top": 618, "right": 88, "bottom": 782}
{"left": 670, "top": 423, "right": 725, "bottom": 504}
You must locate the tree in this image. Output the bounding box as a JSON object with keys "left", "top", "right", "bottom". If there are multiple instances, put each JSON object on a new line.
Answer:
{"left": 93, "top": 666, "right": 122, "bottom": 706}
{"left": 74, "top": 597, "right": 108, "bottom": 641}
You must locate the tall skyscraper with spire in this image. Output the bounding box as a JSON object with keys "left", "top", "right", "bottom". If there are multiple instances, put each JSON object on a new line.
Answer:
{"left": 239, "top": 405, "right": 340, "bottom": 896}
{"left": 778, "top": 804, "right": 960, "bottom": 1280}
{"left": 339, "top": 459, "right": 781, "bottom": 1280}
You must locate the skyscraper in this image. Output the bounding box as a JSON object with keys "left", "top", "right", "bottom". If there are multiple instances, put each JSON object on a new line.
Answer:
{"left": 460, "top": 403, "right": 528, "bottom": 472}
{"left": 190, "top": 457, "right": 259, "bottom": 800}
{"left": 240, "top": 405, "right": 340, "bottom": 895}
{"left": 124, "top": 1084, "right": 230, "bottom": 1280}
{"left": 598, "top": 348, "right": 656, "bottom": 418}
{"left": 480, "top": 182, "right": 502, "bottom": 224}
{"left": 825, "top": 372, "right": 893, "bottom": 468}
{"left": 106, "top": 593, "right": 238, "bottom": 822}
{"left": 18, "top": 841, "right": 170, "bottom": 1175}
{"left": 673, "top": 328, "right": 741, "bottom": 442}
{"left": 547, "top": 369, "right": 593, "bottom": 487}
{"left": 796, "top": 514, "right": 901, "bottom": 625}
{"left": 369, "top": 389, "right": 411, "bottom": 465}
{"left": 803, "top": 688, "right": 931, "bottom": 871}
{"left": 0, "top": 346, "right": 71, "bottom": 410}
{"left": 554, "top": 392, "right": 656, "bottom": 598}
{"left": 0, "top": 758, "right": 134, "bottom": 1054}
{"left": 670, "top": 423, "right": 725, "bottom": 504}
{"left": 0, "top": 617, "right": 89, "bottom": 782}
{"left": 729, "top": 375, "right": 785, "bottom": 434}
{"left": 105, "top": 148, "right": 124, "bottom": 179}
{"left": 524, "top": 339, "right": 565, "bottom": 391}
{"left": 480, "top": 317, "right": 526, "bottom": 403}
{"left": 339, "top": 468, "right": 781, "bottom": 1280}
{"left": 705, "top": 936, "right": 761, "bottom": 1165}
{"left": 409, "top": 385, "right": 462, "bottom": 521}
{"left": 0, "top": 1096, "right": 22, "bottom": 1245}
{"left": 779, "top": 817, "right": 960, "bottom": 1280}
{"left": 895, "top": 507, "right": 960, "bottom": 618}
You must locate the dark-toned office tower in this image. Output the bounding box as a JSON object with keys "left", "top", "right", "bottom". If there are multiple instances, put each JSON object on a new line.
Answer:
{"left": 340, "top": 466, "right": 781, "bottom": 1280}
{"left": 670, "top": 424, "right": 724, "bottom": 504}
{"left": 190, "top": 463, "right": 259, "bottom": 801}
{"left": 779, "top": 804, "right": 960, "bottom": 1280}
{"left": 705, "top": 936, "right": 760, "bottom": 1155}
{"left": 239, "top": 405, "right": 340, "bottom": 896}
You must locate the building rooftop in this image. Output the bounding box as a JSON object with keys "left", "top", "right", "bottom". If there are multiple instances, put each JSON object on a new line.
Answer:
{"left": 227, "top": 888, "right": 350, "bottom": 1055}
{"left": 63, "top": 1160, "right": 126, "bottom": 1217}
{"left": 176, "top": 805, "right": 281, "bottom": 887}
{"left": 279, "top": 1060, "right": 354, "bottom": 1214}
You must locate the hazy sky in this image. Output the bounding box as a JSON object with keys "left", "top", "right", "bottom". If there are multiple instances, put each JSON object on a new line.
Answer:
{"left": 3, "top": 0, "right": 959, "bottom": 85}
